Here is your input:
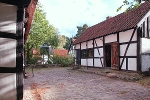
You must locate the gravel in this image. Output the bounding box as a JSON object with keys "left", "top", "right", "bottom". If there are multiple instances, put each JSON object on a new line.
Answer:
{"left": 23, "top": 67, "right": 150, "bottom": 100}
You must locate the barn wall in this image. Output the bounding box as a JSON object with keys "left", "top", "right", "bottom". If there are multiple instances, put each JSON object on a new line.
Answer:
{"left": 119, "top": 29, "right": 138, "bottom": 71}
{"left": 75, "top": 44, "right": 80, "bottom": 49}
{"left": 0, "top": 3, "right": 17, "bottom": 100}
{"left": 105, "top": 34, "right": 117, "bottom": 43}
{"left": 119, "top": 29, "right": 137, "bottom": 42}
{"left": 94, "top": 48, "right": 103, "bottom": 57}
{"left": 141, "top": 38, "right": 150, "bottom": 72}
{"left": 81, "top": 59, "right": 87, "bottom": 66}
{"left": 94, "top": 58, "right": 103, "bottom": 67}
{"left": 87, "top": 40, "right": 93, "bottom": 48}
{"left": 0, "top": 38, "right": 16, "bottom": 67}
{"left": 81, "top": 42, "right": 86, "bottom": 49}
{"left": 94, "top": 38, "right": 103, "bottom": 47}
{"left": 0, "top": 73, "right": 16, "bottom": 100}
{"left": 120, "top": 44, "right": 137, "bottom": 56}
{"left": 0, "top": 3, "right": 17, "bottom": 33}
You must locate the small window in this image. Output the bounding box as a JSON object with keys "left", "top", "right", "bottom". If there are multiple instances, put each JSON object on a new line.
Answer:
{"left": 88, "top": 49, "right": 93, "bottom": 57}
{"left": 81, "top": 49, "right": 93, "bottom": 58}
{"left": 81, "top": 50, "right": 87, "bottom": 58}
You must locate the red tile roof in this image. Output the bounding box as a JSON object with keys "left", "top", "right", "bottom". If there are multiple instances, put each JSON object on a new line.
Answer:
{"left": 54, "top": 49, "right": 68, "bottom": 57}
{"left": 73, "top": 1, "right": 150, "bottom": 44}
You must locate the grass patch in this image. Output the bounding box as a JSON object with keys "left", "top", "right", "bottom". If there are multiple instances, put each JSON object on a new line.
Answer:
{"left": 137, "top": 76, "right": 150, "bottom": 87}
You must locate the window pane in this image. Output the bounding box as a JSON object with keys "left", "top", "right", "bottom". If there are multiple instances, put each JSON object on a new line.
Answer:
{"left": 81, "top": 50, "right": 87, "bottom": 58}
{"left": 88, "top": 49, "right": 93, "bottom": 57}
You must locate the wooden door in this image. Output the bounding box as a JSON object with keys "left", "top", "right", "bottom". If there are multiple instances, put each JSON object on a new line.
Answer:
{"left": 111, "top": 42, "right": 119, "bottom": 70}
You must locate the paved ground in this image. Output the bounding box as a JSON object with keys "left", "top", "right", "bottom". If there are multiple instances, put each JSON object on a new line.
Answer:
{"left": 23, "top": 67, "right": 150, "bottom": 100}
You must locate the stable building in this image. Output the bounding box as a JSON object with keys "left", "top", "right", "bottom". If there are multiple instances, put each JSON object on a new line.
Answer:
{"left": 72, "top": 1, "right": 150, "bottom": 72}
{"left": 0, "top": 0, "right": 37, "bottom": 100}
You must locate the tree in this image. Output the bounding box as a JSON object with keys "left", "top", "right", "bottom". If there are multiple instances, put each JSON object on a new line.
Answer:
{"left": 25, "top": 2, "right": 59, "bottom": 63}
{"left": 57, "top": 35, "right": 67, "bottom": 49}
{"left": 63, "top": 37, "right": 71, "bottom": 50}
{"left": 74, "top": 24, "right": 89, "bottom": 39}
{"left": 117, "top": 0, "right": 149, "bottom": 12}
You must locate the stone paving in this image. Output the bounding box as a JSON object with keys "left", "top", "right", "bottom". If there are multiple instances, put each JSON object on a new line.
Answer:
{"left": 23, "top": 67, "right": 150, "bottom": 100}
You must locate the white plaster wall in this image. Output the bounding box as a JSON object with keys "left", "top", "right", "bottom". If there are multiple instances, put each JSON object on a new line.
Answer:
{"left": 81, "top": 42, "right": 86, "bottom": 49}
{"left": 141, "top": 55, "right": 150, "bottom": 72}
{"left": 141, "top": 38, "right": 150, "bottom": 53}
{"left": 94, "top": 48, "right": 103, "bottom": 57}
{"left": 0, "top": 73, "right": 16, "bottom": 100}
{"left": 105, "top": 34, "right": 117, "bottom": 43}
{"left": 94, "top": 38, "right": 103, "bottom": 47}
{"left": 81, "top": 59, "right": 87, "bottom": 66}
{"left": 128, "top": 58, "right": 137, "bottom": 71}
{"left": 87, "top": 58, "right": 93, "bottom": 66}
{"left": 120, "top": 58, "right": 126, "bottom": 70}
{"left": 75, "top": 44, "right": 80, "bottom": 49}
{"left": 0, "top": 38, "right": 16, "bottom": 67}
{"left": 87, "top": 40, "right": 93, "bottom": 48}
{"left": 94, "top": 58, "right": 103, "bottom": 67}
{"left": 120, "top": 43, "right": 137, "bottom": 56}
{"left": 0, "top": 3, "right": 17, "bottom": 34}
{"left": 119, "top": 29, "right": 137, "bottom": 43}
{"left": 141, "top": 38, "right": 150, "bottom": 72}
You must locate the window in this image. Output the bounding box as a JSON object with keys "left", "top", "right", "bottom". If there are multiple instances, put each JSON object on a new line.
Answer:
{"left": 81, "top": 49, "right": 93, "bottom": 58}
{"left": 81, "top": 50, "right": 87, "bottom": 58}
{"left": 88, "top": 49, "right": 93, "bottom": 57}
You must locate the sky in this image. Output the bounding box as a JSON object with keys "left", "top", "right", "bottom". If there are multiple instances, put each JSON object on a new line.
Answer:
{"left": 39, "top": 0, "right": 126, "bottom": 37}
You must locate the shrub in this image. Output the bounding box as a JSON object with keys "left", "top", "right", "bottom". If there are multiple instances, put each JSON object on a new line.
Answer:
{"left": 53, "top": 54, "right": 74, "bottom": 67}
{"left": 27, "top": 57, "right": 41, "bottom": 64}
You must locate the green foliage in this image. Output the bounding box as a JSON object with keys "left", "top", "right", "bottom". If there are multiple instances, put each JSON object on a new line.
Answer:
{"left": 27, "top": 57, "right": 41, "bottom": 64}
{"left": 117, "top": 0, "right": 149, "bottom": 12}
{"left": 53, "top": 55, "right": 74, "bottom": 67}
{"left": 25, "top": 2, "right": 59, "bottom": 63}
{"left": 74, "top": 24, "right": 88, "bottom": 39}
{"left": 63, "top": 37, "right": 71, "bottom": 49}
{"left": 56, "top": 35, "right": 67, "bottom": 49}
{"left": 40, "top": 47, "right": 49, "bottom": 55}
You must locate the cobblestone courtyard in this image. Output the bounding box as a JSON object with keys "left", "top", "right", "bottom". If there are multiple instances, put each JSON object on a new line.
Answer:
{"left": 23, "top": 67, "right": 150, "bottom": 100}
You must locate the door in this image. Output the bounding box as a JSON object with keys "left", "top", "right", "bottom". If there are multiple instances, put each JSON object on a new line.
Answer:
{"left": 105, "top": 44, "right": 111, "bottom": 67}
{"left": 76, "top": 49, "right": 81, "bottom": 65}
{"left": 111, "top": 42, "right": 119, "bottom": 70}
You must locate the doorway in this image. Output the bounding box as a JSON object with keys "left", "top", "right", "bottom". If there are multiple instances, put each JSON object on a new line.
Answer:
{"left": 105, "top": 44, "right": 111, "bottom": 67}
{"left": 76, "top": 49, "right": 81, "bottom": 65}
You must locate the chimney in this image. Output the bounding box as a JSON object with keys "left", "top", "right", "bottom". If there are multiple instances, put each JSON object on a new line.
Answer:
{"left": 106, "top": 16, "right": 111, "bottom": 20}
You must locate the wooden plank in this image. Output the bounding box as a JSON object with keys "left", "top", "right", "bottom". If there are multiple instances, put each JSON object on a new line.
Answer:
{"left": 137, "top": 27, "right": 141, "bottom": 71}
{"left": 119, "top": 56, "right": 137, "bottom": 58}
{"left": 16, "top": 4, "right": 24, "bottom": 100}
{"left": 93, "top": 39, "right": 94, "bottom": 67}
{"left": 120, "top": 28, "right": 136, "bottom": 69}
{"left": 147, "top": 17, "right": 149, "bottom": 37}
{"left": 126, "top": 58, "right": 128, "bottom": 70}
{"left": 0, "top": 67, "right": 16, "bottom": 73}
{"left": 119, "top": 41, "right": 137, "bottom": 45}
{"left": 0, "top": 32, "right": 17, "bottom": 39}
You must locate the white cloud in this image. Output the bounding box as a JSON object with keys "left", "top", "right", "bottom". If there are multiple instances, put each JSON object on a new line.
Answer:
{"left": 39, "top": 0, "right": 125, "bottom": 37}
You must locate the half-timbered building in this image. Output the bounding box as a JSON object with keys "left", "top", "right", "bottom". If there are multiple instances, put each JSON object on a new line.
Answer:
{"left": 72, "top": 1, "right": 150, "bottom": 72}
{"left": 0, "top": 0, "right": 37, "bottom": 100}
